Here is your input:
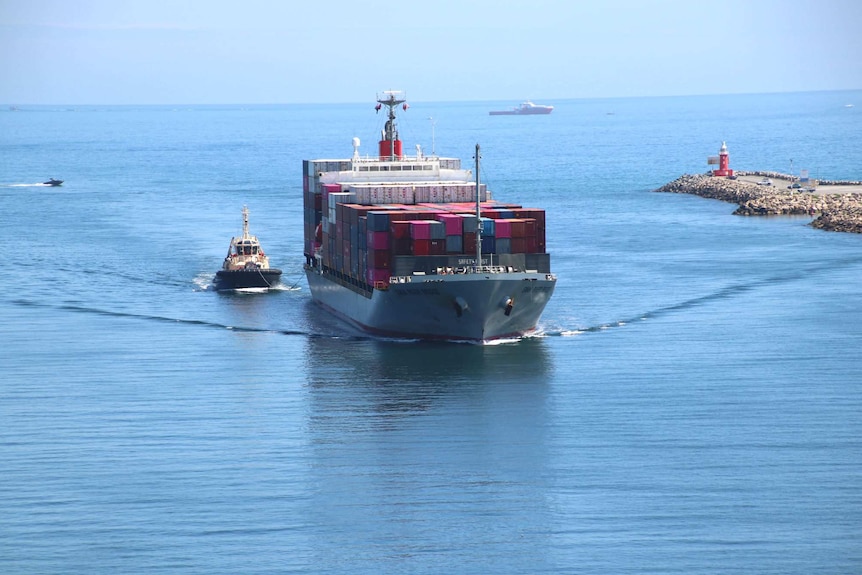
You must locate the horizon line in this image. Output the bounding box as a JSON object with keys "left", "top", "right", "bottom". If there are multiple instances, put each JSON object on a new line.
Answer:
{"left": 3, "top": 88, "right": 860, "bottom": 108}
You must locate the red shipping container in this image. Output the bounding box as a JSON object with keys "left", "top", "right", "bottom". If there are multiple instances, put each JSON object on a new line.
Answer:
{"left": 524, "top": 218, "right": 536, "bottom": 237}
{"left": 388, "top": 211, "right": 410, "bottom": 222}
{"left": 367, "top": 268, "right": 390, "bottom": 286}
{"left": 342, "top": 239, "right": 351, "bottom": 269}
{"left": 367, "top": 230, "right": 390, "bottom": 250}
{"left": 511, "top": 219, "right": 527, "bottom": 238}
{"left": 391, "top": 220, "right": 411, "bottom": 239}
{"left": 429, "top": 239, "right": 445, "bottom": 255}
{"left": 368, "top": 249, "right": 390, "bottom": 268}
{"left": 526, "top": 236, "right": 538, "bottom": 253}
{"left": 463, "top": 232, "right": 477, "bottom": 254}
{"left": 344, "top": 204, "right": 373, "bottom": 225}
{"left": 412, "top": 239, "right": 431, "bottom": 256}
{"left": 515, "top": 209, "right": 545, "bottom": 228}
{"left": 391, "top": 238, "right": 411, "bottom": 255}
{"left": 511, "top": 237, "right": 527, "bottom": 254}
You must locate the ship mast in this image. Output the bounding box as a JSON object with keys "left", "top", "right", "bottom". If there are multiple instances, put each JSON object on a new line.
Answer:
{"left": 242, "top": 205, "right": 250, "bottom": 239}
{"left": 474, "top": 144, "right": 482, "bottom": 271}
{"left": 376, "top": 91, "right": 407, "bottom": 160}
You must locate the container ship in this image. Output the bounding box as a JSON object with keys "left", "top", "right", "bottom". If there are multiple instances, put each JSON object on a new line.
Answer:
{"left": 302, "top": 91, "right": 556, "bottom": 342}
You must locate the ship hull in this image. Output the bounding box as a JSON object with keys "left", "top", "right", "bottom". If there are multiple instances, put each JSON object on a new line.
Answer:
{"left": 215, "top": 269, "right": 282, "bottom": 290}
{"left": 306, "top": 269, "right": 555, "bottom": 342}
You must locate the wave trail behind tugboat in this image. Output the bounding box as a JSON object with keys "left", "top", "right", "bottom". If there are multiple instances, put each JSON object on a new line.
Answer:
{"left": 302, "top": 91, "right": 556, "bottom": 343}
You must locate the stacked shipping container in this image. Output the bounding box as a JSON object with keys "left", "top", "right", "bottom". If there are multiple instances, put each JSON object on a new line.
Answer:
{"left": 302, "top": 160, "right": 548, "bottom": 290}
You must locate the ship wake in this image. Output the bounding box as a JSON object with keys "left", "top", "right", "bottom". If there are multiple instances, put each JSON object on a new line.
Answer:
{"left": 13, "top": 299, "right": 372, "bottom": 341}
{"left": 544, "top": 256, "right": 862, "bottom": 338}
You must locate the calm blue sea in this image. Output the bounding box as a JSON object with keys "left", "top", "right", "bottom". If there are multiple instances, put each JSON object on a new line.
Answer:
{"left": 1, "top": 91, "right": 861, "bottom": 574}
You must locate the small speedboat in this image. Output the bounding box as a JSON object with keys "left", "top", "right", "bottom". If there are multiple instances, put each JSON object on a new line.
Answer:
{"left": 214, "top": 206, "right": 282, "bottom": 290}
{"left": 44, "top": 178, "right": 63, "bottom": 186}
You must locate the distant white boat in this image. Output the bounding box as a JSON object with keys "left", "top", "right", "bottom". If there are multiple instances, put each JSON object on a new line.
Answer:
{"left": 489, "top": 101, "right": 554, "bottom": 116}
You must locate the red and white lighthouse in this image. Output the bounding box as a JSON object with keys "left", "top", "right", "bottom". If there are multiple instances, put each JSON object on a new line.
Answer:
{"left": 710, "top": 141, "right": 734, "bottom": 177}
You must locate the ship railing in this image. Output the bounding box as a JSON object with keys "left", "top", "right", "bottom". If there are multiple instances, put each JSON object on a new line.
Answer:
{"left": 391, "top": 266, "right": 518, "bottom": 281}
{"left": 351, "top": 153, "right": 440, "bottom": 164}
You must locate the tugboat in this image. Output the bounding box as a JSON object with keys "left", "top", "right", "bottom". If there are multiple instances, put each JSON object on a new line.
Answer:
{"left": 44, "top": 178, "right": 63, "bottom": 186}
{"left": 214, "top": 206, "right": 282, "bottom": 290}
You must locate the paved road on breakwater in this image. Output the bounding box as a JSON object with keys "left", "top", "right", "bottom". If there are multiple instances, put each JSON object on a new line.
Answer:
{"left": 735, "top": 173, "right": 862, "bottom": 196}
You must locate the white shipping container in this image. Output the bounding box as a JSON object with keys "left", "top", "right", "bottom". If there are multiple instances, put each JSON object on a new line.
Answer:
{"left": 429, "top": 185, "right": 445, "bottom": 203}
{"left": 396, "top": 186, "right": 415, "bottom": 204}
{"left": 414, "top": 186, "right": 430, "bottom": 203}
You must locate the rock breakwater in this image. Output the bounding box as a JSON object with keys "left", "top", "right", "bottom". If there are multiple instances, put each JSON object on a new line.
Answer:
{"left": 654, "top": 174, "right": 862, "bottom": 233}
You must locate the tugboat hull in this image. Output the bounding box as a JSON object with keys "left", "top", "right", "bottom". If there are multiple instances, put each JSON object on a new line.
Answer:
{"left": 214, "top": 269, "right": 282, "bottom": 290}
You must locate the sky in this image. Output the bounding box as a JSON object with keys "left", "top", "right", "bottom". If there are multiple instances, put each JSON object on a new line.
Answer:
{"left": 1, "top": 0, "right": 860, "bottom": 105}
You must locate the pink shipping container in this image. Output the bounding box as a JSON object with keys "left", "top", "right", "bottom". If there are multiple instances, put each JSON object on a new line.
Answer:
{"left": 495, "top": 219, "right": 512, "bottom": 238}
{"left": 410, "top": 220, "right": 433, "bottom": 240}
{"left": 436, "top": 213, "right": 463, "bottom": 236}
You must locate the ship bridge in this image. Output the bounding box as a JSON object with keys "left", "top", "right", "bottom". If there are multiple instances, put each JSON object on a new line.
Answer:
{"left": 318, "top": 154, "right": 473, "bottom": 186}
